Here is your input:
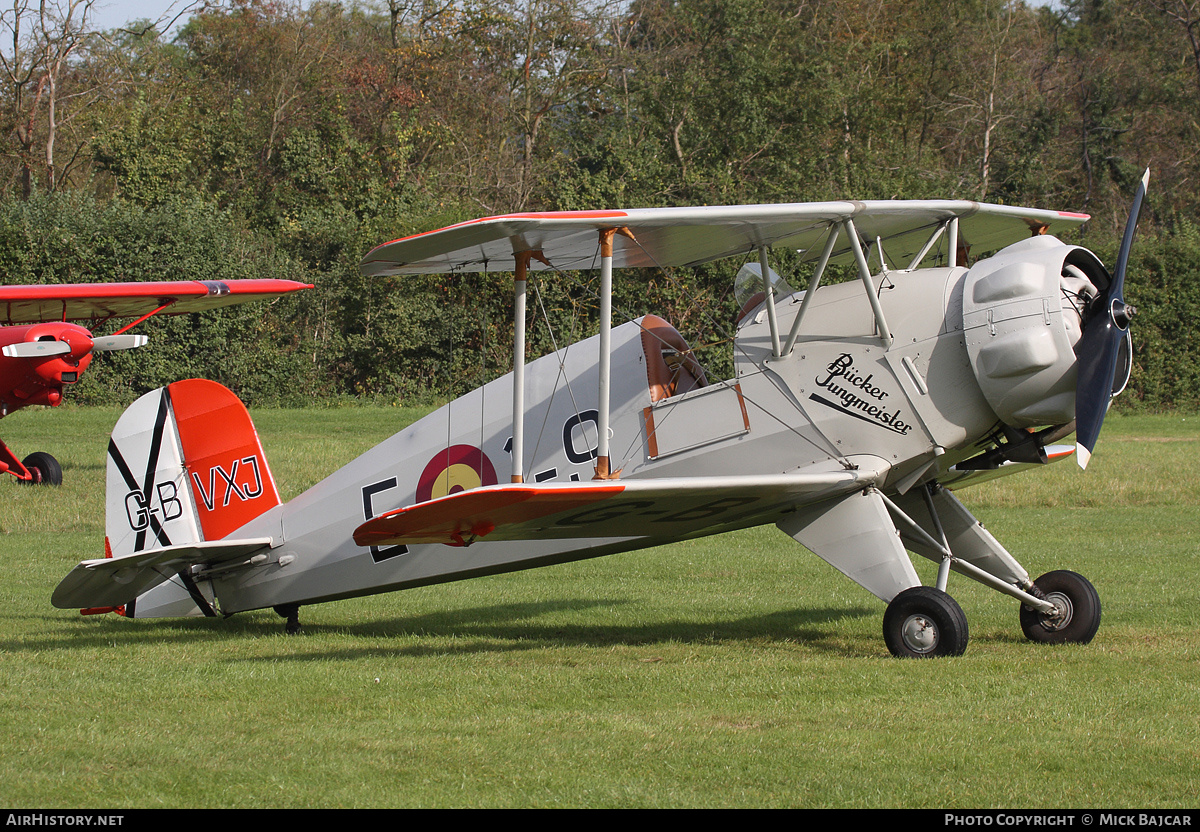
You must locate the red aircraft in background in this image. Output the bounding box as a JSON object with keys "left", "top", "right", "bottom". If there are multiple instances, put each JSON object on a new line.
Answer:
{"left": 0, "top": 278, "right": 312, "bottom": 484}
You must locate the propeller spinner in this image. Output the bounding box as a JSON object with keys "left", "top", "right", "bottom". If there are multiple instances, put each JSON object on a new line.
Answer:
{"left": 1073, "top": 168, "right": 1149, "bottom": 469}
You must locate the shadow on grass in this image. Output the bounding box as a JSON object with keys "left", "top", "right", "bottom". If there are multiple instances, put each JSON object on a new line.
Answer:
{"left": 14, "top": 597, "right": 880, "bottom": 658}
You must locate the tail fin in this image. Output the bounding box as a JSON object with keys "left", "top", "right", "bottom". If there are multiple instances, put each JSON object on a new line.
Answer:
{"left": 61, "top": 379, "right": 280, "bottom": 618}
{"left": 106, "top": 378, "right": 280, "bottom": 557}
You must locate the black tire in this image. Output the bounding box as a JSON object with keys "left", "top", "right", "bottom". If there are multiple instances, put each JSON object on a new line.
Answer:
{"left": 1020, "top": 570, "right": 1101, "bottom": 645}
{"left": 883, "top": 586, "right": 969, "bottom": 658}
{"left": 19, "top": 451, "right": 62, "bottom": 486}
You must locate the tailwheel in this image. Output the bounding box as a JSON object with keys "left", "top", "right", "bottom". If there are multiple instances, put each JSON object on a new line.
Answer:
{"left": 274, "top": 603, "right": 302, "bottom": 635}
{"left": 1019, "top": 570, "right": 1101, "bottom": 645}
{"left": 883, "top": 586, "right": 969, "bottom": 658}
{"left": 19, "top": 452, "right": 62, "bottom": 486}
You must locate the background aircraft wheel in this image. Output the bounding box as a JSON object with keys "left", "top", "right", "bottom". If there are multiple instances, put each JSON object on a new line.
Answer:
{"left": 883, "top": 586, "right": 969, "bottom": 658}
{"left": 1019, "top": 570, "right": 1101, "bottom": 645}
{"left": 19, "top": 452, "right": 62, "bottom": 486}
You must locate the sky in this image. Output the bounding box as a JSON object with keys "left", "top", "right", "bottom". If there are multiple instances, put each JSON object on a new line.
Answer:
{"left": 84, "top": 0, "right": 1065, "bottom": 37}
{"left": 88, "top": 1, "right": 201, "bottom": 33}
{"left": 86, "top": 0, "right": 1063, "bottom": 34}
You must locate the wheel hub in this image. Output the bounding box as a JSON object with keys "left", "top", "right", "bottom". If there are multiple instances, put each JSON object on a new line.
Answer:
{"left": 901, "top": 614, "right": 939, "bottom": 654}
{"left": 1039, "top": 591, "right": 1075, "bottom": 632}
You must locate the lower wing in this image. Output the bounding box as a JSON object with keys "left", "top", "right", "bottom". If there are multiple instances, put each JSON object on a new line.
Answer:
{"left": 353, "top": 467, "right": 882, "bottom": 549}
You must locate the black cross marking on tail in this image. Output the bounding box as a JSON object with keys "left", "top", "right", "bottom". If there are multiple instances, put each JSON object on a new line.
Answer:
{"left": 108, "top": 388, "right": 175, "bottom": 553}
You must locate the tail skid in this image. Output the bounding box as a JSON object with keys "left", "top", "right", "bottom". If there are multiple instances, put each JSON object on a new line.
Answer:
{"left": 54, "top": 379, "right": 281, "bottom": 616}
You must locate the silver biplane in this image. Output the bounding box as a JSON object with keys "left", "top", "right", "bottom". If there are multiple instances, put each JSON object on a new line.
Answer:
{"left": 51, "top": 173, "right": 1148, "bottom": 657}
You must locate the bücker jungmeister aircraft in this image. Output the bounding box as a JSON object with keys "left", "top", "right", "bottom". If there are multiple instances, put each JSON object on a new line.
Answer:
{"left": 0, "top": 278, "right": 312, "bottom": 484}
{"left": 51, "top": 173, "right": 1148, "bottom": 657}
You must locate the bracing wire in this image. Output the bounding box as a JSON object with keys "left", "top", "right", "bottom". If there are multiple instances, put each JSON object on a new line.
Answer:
{"left": 526, "top": 277, "right": 593, "bottom": 470}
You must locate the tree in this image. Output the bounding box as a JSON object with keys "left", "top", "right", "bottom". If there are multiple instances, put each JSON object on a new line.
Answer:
{"left": 0, "top": 0, "right": 103, "bottom": 197}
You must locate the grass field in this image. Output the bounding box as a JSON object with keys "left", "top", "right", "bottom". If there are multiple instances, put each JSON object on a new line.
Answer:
{"left": 0, "top": 404, "right": 1197, "bottom": 808}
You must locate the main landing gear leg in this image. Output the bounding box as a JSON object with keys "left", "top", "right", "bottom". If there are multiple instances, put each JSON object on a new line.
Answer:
{"left": 886, "top": 485, "right": 1102, "bottom": 651}
{"left": 274, "top": 603, "right": 302, "bottom": 635}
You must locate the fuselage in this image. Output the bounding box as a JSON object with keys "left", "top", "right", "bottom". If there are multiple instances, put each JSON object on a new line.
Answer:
{"left": 211, "top": 261, "right": 1016, "bottom": 614}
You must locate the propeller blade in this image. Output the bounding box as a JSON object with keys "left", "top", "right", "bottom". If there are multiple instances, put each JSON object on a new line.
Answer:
{"left": 2, "top": 340, "right": 71, "bottom": 358}
{"left": 1074, "top": 168, "right": 1149, "bottom": 468}
{"left": 91, "top": 334, "right": 149, "bottom": 352}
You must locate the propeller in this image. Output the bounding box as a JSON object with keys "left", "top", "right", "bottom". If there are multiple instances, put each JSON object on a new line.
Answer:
{"left": 1073, "top": 167, "right": 1149, "bottom": 469}
{"left": 2, "top": 341, "right": 71, "bottom": 358}
{"left": 91, "top": 334, "right": 149, "bottom": 352}
{"left": 2, "top": 333, "right": 147, "bottom": 359}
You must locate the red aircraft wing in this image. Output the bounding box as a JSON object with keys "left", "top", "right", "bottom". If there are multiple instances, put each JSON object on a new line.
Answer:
{"left": 0, "top": 279, "right": 312, "bottom": 325}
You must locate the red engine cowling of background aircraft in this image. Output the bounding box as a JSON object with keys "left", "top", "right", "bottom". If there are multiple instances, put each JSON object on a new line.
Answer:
{"left": 0, "top": 322, "right": 97, "bottom": 415}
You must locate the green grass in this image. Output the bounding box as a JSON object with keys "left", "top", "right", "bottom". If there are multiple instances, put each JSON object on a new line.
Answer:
{"left": 0, "top": 406, "right": 1198, "bottom": 808}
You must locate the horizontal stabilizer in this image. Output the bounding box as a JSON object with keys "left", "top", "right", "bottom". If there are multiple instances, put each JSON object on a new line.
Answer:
{"left": 2, "top": 340, "right": 71, "bottom": 358}
{"left": 51, "top": 537, "right": 272, "bottom": 611}
{"left": 353, "top": 470, "right": 876, "bottom": 548}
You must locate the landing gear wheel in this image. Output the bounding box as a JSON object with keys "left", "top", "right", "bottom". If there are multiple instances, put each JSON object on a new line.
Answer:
{"left": 883, "top": 586, "right": 969, "bottom": 658}
{"left": 19, "top": 452, "right": 62, "bottom": 486}
{"left": 1020, "top": 570, "right": 1101, "bottom": 645}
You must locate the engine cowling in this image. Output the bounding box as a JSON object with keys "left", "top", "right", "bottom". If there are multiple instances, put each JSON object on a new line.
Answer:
{"left": 961, "top": 235, "right": 1112, "bottom": 429}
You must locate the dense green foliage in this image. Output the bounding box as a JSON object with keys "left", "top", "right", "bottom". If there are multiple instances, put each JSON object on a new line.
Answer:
{"left": 1, "top": 0, "right": 1199, "bottom": 408}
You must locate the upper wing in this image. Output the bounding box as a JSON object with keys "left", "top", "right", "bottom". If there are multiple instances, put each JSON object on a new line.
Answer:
{"left": 360, "top": 201, "right": 1089, "bottom": 276}
{"left": 352, "top": 469, "right": 880, "bottom": 548}
{"left": 0, "top": 279, "right": 312, "bottom": 324}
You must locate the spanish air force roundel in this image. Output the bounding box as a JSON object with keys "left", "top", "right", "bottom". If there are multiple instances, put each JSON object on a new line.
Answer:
{"left": 416, "top": 444, "right": 499, "bottom": 503}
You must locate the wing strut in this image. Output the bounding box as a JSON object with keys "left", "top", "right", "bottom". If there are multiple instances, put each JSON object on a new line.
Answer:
{"left": 782, "top": 225, "right": 839, "bottom": 355}
{"left": 110, "top": 301, "right": 177, "bottom": 335}
{"left": 511, "top": 249, "right": 548, "bottom": 483}
{"left": 594, "top": 227, "right": 634, "bottom": 480}
{"left": 508, "top": 229, "right": 632, "bottom": 484}
{"left": 843, "top": 219, "right": 894, "bottom": 348}
{"left": 758, "top": 246, "right": 782, "bottom": 357}
{"left": 905, "top": 220, "right": 949, "bottom": 271}
{"left": 948, "top": 217, "right": 961, "bottom": 267}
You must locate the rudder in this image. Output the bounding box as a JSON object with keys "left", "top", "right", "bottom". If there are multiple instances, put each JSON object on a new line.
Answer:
{"left": 167, "top": 378, "right": 281, "bottom": 542}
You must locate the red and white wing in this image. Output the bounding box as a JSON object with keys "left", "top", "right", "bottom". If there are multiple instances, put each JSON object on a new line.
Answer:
{"left": 360, "top": 201, "right": 1089, "bottom": 276}
{"left": 353, "top": 469, "right": 878, "bottom": 548}
{"left": 0, "top": 279, "right": 312, "bottom": 324}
